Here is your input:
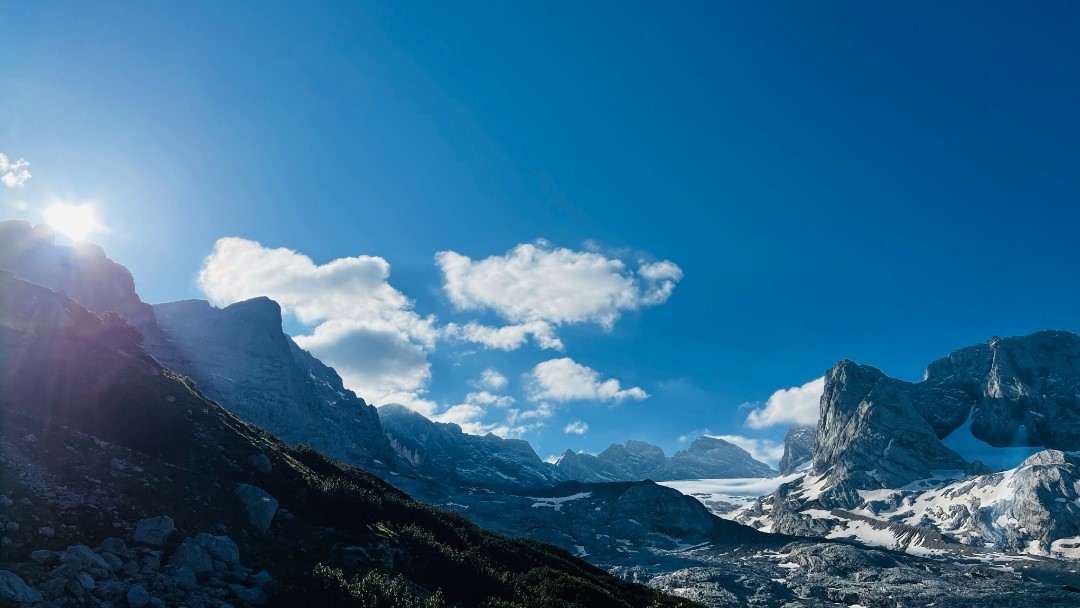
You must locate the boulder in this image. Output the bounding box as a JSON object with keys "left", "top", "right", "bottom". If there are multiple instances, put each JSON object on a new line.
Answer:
{"left": 133, "top": 515, "right": 175, "bottom": 546}
{"left": 0, "top": 570, "right": 43, "bottom": 603}
{"left": 235, "top": 484, "right": 278, "bottom": 532}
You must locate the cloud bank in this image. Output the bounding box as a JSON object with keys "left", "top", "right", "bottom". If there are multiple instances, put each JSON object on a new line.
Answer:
{"left": 198, "top": 237, "right": 437, "bottom": 413}
{"left": 744, "top": 377, "right": 825, "bottom": 429}
{"left": 437, "top": 241, "right": 681, "bottom": 350}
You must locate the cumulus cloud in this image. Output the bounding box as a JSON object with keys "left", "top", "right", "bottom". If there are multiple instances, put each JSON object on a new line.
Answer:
{"left": 0, "top": 153, "right": 31, "bottom": 188}
{"left": 564, "top": 420, "right": 589, "bottom": 435}
{"left": 477, "top": 368, "right": 508, "bottom": 391}
{"left": 436, "top": 241, "right": 681, "bottom": 350}
{"left": 710, "top": 434, "right": 785, "bottom": 467}
{"left": 527, "top": 357, "right": 648, "bottom": 403}
{"left": 198, "top": 237, "right": 437, "bottom": 410}
{"left": 744, "top": 377, "right": 825, "bottom": 429}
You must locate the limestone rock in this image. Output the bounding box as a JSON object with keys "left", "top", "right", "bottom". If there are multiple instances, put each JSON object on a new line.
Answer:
{"left": 133, "top": 516, "right": 175, "bottom": 546}
{"left": 235, "top": 484, "right": 278, "bottom": 532}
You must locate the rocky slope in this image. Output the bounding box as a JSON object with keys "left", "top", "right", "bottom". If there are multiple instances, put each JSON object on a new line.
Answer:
{"left": 0, "top": 270, "right": 696, "bottom": 607}
{"left": 556, "top": 438, "right": 774, "bottom": 483}
{"left": 378, "top": 404, "right": 561, "bottom": 491}
{"left": 150, "top": 298, "right": 396, "bottom": 468}
{"left": 777, "top": 424, "right": 815, "bottom": 475}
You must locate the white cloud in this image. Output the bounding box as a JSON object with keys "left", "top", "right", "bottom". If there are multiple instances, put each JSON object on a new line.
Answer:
{"left": 436, "top": 241, "right": 681, "bottom": 350}
{"left": 0, "top": 153, "right": 31, "bottom": 188}
{"left": 744, "top": 377, "right": 825, "bottom": 429}
{"left": 198, "top": 237, "right": 437, "bottom": 410}
{"left": 564, "top": 420, "right": 589, "bottom": 435}
{"left": 527, "top": 357, "right": 648, "bottom": 403}
{"left": 465, "top": 391, "right": 514, "bottom": 408}
{"left": 710, "top": 434, "right": 785, "bottom": 467}
{"left": 445, "top": 320, "right": 563, "bottom": 351}
{"left": 477, "top": 368, "right": 508, "bottom": 391}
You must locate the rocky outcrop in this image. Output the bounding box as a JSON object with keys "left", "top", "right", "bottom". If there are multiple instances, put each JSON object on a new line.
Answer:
{"left": 0, "top": 219, "right": 184, "bottom": 366}
{"left": 378, "top": 404, "right": 561, "bottom": 490}
{"left": 778, "top": 424, "right": 816, "bottom": 475}
{"left": 555, "top": 437, "right": 775, "bottom": 483}
{"left": 151, "top": 298, "right": 396, "bottom": 468}
{"left": 814, "top": 361, "right": 969, "bottom": 491}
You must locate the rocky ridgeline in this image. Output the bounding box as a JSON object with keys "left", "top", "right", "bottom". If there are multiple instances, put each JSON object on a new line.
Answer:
{"left": 378, "top": 404, "right": 562, "bottom": 490}
{"left": 0, "top": 513, "right": 273, "bottom": 607}
{"left": 555, "top": 437, "right": 775, "bottom": 483}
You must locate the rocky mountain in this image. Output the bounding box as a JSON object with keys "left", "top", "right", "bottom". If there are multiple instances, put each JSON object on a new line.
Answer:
{"left": 150, "top": 298, "right": 396, "bottom": 469}
{"left": 556, "top": 438, "right": 774, "bottom": 483}
{"left": 777, "top": 424, "right": 815, "bottom": 475}
{"left": 378, "top": 404, "right": 562, "bottom": 490}
{"left": 738, "top": 331, "right": 1080, "bottom": 561}
{"left": 0, "top": 219, "right": 183, "bottom": 368}
{"left": 0, "top": 269, "right": 695, "bottom": 607}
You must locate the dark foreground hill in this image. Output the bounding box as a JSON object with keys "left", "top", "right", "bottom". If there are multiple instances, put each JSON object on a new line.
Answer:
{"left": 0, "top": 270, "right": 698, "bottom": 607}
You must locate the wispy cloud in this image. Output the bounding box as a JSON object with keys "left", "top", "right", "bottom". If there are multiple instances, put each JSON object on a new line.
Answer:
{"left": 437, "top": 240, "right": 681, "bottom": 350}
{"left": 744, "top": 377, "right": 824, "bottom": 429}
{"left": 0, "top": 153, "right": 31, "bottom": 188}
{"left": 527, "top": 357, "right": 648, "bottom": 403}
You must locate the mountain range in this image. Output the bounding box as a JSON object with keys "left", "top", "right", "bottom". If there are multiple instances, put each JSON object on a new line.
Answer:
{"left": 2, "top": 219, "right": 1079, "bottom": 606}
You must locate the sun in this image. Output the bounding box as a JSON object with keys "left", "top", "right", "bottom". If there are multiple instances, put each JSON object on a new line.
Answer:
{"left": 44, "top": 204, "right": 102, "bottom": 242}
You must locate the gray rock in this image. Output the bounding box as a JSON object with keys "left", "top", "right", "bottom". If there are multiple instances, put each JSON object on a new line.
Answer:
{"left": 234, "top": 485, "right": 277, "bottom": 532}
{"left": 93, "top": 580, "right": 128, "bottom": 601}
{"left": 778, "top": 423, "right": 816, "bottom": 475}
{"left": 77, "top": 572, "right": 97, "bottom": 590}
{"left": 192, "top": 533, "right": 240, "bottom": 568}
{"left": 38, "top": 525, "right": 55, "bottom": 537}
{"left": 133, "top": 516, "right": 175, "bottom": 546}
{"left": 250, "top": 570, "right": 273, "bottom": 588}
{"left": 169, "top": 539, "right": 214, "bottom": 577}
{"left": 100, "top": 551, "right": 124, "bottom": 572}
{"left": 121, "top": 560, "right": 140, "bottom": 576}
{"left": 0, "top": 569, "right": 43, "bottom": 603}
{"left": 127, "top": 584, "right": 151, "bottom": 608}
{"left": 61, "top": 544, "right": 112, "bottom": 571}
{"left": 100, "top": 537, "right": 128, "bottom": 555}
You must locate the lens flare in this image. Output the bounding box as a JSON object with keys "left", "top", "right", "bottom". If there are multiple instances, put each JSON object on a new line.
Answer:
{"left": 44, "top": 204, "right": 101, "bottom": 242}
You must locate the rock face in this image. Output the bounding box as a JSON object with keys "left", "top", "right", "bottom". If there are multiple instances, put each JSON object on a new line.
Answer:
{"left": 234, "top": 484, "right": 278, "bottom": 533}
{"left": 378, "top": 403, "right": 561, "bottom": 490}
{"left": 778, "top": 424, "right": 816, "bottom": 475}
{"left": 814, "top": 331, "right": 1080, "bottom": 492}
{"left": 151, "top": 298, "right": 396, "bottom": 468}
{"left": 814, "top": 360, "right": 969, "bottom": 491}
{"left": 0, "top": 220, "right": 183, "bottom": 366}
{"left": 556, "top": 437, "right": 775, "bottom": 483}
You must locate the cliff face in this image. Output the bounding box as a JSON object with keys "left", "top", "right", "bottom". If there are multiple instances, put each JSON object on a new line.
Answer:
{"left": 778, "top": 424, "right": 816, "bottom": 475}
{"left": 151, "top": 298, "right": 396, "bottom": 468}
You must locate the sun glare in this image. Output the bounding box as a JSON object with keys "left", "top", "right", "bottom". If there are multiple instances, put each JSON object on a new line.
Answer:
{"left": 44, "top": 204, "right": 101, "bottom": 242}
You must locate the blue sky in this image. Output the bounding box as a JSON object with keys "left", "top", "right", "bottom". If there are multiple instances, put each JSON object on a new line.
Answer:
{"left": 2, "top": 1, "right": 1078, "bottom": 464}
